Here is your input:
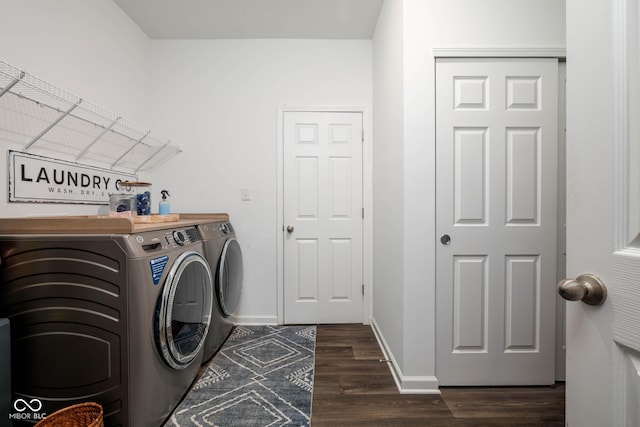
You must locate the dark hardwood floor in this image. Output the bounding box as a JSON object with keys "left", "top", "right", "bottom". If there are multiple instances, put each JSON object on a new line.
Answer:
{"left": 311, "top": 324, "right": 565, "bottom": 427}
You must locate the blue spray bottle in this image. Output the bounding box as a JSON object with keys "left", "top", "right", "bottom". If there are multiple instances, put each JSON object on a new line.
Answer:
{"left": 159, "top": 190, "right": 171, "bottom": 215}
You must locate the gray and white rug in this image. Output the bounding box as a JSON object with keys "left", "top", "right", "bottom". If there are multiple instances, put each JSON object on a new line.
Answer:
{"left": 166, "top": 325, "right": 316, "bottom": 427}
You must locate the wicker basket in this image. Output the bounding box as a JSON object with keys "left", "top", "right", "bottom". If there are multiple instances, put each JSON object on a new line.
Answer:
{"left": 34, "top": 402, "right": 103, "bottom": 427}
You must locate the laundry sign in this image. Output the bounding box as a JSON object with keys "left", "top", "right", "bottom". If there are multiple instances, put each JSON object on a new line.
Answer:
{"left": 8, "top": 151, "right": 136, "bottom": 204}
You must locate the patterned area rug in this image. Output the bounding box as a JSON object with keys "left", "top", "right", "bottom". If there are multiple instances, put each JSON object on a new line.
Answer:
{"left": 165, "top": 325, "right": 316, "bottom": 427}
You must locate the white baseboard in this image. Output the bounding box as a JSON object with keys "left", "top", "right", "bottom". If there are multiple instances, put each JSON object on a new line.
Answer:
{"left": 370, "top": 317, "right": 440, "bottom": 394}
{"left": 398, "top": 375, "right": 440, "bottom": 395}
{"left": 235, "top": 315, "right": 278, "bottom": 325}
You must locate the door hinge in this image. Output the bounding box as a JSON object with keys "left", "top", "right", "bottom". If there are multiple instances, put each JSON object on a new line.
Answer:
{"left": 362, "top": 207, "right": 364, "bottom": 219}
{"left": 362, "top": 284, "right": 365, "bottom": 296}
{"left": 362, "top": 130, "right": 364, "bottom": 142}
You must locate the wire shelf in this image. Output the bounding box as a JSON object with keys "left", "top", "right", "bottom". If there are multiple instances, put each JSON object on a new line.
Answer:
{"left": 0, "top": 60, "right": 182, "bottom": 173}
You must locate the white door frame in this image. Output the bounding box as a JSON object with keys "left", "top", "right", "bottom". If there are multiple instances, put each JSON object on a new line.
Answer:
{"left": 276, "top": 105, "right": 372, "bottom": 325}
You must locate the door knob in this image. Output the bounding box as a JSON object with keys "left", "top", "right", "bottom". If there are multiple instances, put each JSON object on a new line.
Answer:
{"left": 557, "top": 273, "right": 607, "bottom": 306}
{"left": 286, "top": 225, "right": 294, "bottom": 233}
{"left": 440, "top": 234, "right": 451, "bottom": 245}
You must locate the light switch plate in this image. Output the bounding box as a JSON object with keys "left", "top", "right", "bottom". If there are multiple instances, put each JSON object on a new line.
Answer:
{"left": 241, "top": 187, "right": 252, "bottom": 201}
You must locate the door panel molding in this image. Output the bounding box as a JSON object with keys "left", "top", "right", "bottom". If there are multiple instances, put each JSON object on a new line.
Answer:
{"left": 610, "top": 0, "right": 640, "bottom": 425}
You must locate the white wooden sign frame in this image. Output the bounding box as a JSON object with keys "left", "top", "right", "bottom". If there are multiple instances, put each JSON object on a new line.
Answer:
{"left": 8, "top": 151, "right": 136, "bottom": 204}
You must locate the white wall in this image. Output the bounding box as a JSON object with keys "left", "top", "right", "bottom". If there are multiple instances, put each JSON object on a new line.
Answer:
{"left": 371, "top": 0, "right": 566, "bottom": 392}
{"left": 0, "top": 2, "right": 372, "bottom": 324}
{"left": 147, "top": 39, "right": 372, "bottom": 322}
{"left": 0, "top": 0, "right": 150, "bottom": 218}
{"left": 371, "top": 0, "right": 406, "bottom": 379}
{"left": 565, "top": 0, "right": 614, "bottom": 424}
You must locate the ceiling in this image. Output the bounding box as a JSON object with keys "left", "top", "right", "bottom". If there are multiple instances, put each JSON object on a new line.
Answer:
{"left": 113, "top": 0, "right": 384, "bottom": 39}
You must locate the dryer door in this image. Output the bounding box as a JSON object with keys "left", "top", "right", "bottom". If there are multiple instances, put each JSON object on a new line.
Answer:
{"left": 157, "top": 250, "right": 213, "bottom": 369}
{"left": 216, "top": 238, "right": 243, "bottom": 317}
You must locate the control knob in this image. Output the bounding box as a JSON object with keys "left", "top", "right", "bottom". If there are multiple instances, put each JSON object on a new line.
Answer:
{"left": 173, "top": 230, "right": 186, "bottom": 246}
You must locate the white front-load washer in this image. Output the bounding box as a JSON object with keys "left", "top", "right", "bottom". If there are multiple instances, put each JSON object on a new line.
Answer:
{"left": 0, "top": 225, "right": 213, "bottom": 427}
{"left": 198, "top": 221, "right": 243, "bottom": 362}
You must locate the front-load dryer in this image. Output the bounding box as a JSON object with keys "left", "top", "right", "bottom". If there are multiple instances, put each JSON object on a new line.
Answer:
{"left": 0, "top": 226, "right": 213, "bottom": 427}
{"left": 198, "top": 221, "right": 243, "bottom": 362}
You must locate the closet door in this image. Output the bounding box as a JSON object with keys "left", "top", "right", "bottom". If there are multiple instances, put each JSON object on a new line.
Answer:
{"left": 435, "top": 58, "right": 558, "bottom": 385}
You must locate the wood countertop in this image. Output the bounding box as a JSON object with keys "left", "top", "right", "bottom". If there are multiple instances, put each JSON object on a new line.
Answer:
{"left": 0, "top": 213, "right": 230, "bottom": 234}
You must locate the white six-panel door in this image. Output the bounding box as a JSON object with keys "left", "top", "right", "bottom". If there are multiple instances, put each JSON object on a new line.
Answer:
{"left": 283, "top": 111, "right": 363, "bottom": 324}
{"left": 435, "top": 58, "right": 558, "bottom": 385}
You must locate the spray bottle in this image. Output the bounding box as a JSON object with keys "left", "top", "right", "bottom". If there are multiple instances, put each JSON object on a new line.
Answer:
{"left": 159, "top": 190, "right": 171, "bottom": 215}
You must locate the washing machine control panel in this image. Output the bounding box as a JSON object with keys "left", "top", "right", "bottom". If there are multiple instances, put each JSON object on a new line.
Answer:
{"left": 219, "top": 222, "right": 234, "bottom": 234}
{"left": 195, "top": 221, "right": 235, "bottom": 239}
{"left": 130, "top": 227, "right": 202, "bottom": 254}
{"left": 166, "top": 227, "right": 201, "bottom": 247}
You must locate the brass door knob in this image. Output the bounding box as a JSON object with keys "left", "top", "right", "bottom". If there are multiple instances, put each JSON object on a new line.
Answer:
{"left": 286, "top": 225, "right": 294, "bottom": 233}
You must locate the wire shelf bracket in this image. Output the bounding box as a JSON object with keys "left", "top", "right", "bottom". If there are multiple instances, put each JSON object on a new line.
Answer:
{"left": 0, "top": 60, "right": 182, "bottom": 173}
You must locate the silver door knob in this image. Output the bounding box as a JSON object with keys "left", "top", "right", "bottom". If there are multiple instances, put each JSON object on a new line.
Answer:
{"left": 557, "top": 273, "right": 607, "bottom": 306}
{"left": 286, "top": 225, "right": 294, "bottom": 233}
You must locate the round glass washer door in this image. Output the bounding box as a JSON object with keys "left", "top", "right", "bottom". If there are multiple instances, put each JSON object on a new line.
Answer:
{"left": 157, "top": 250, "right": 213, "bottom": 369}
{"left": 216, "top": 237, "right": 243, "bottom": 317}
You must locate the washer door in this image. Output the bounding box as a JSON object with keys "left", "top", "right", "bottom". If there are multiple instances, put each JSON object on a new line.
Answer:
{"left": 216, "top": 238, "right": 243, "bottom": 317}
{"left": 157, "top": 250, "right": 213, "bottom": 369}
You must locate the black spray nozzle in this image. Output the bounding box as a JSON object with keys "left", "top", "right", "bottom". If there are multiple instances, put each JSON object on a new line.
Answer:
{"left": 160, "top": 190, "right": 170, "bottom": 200}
